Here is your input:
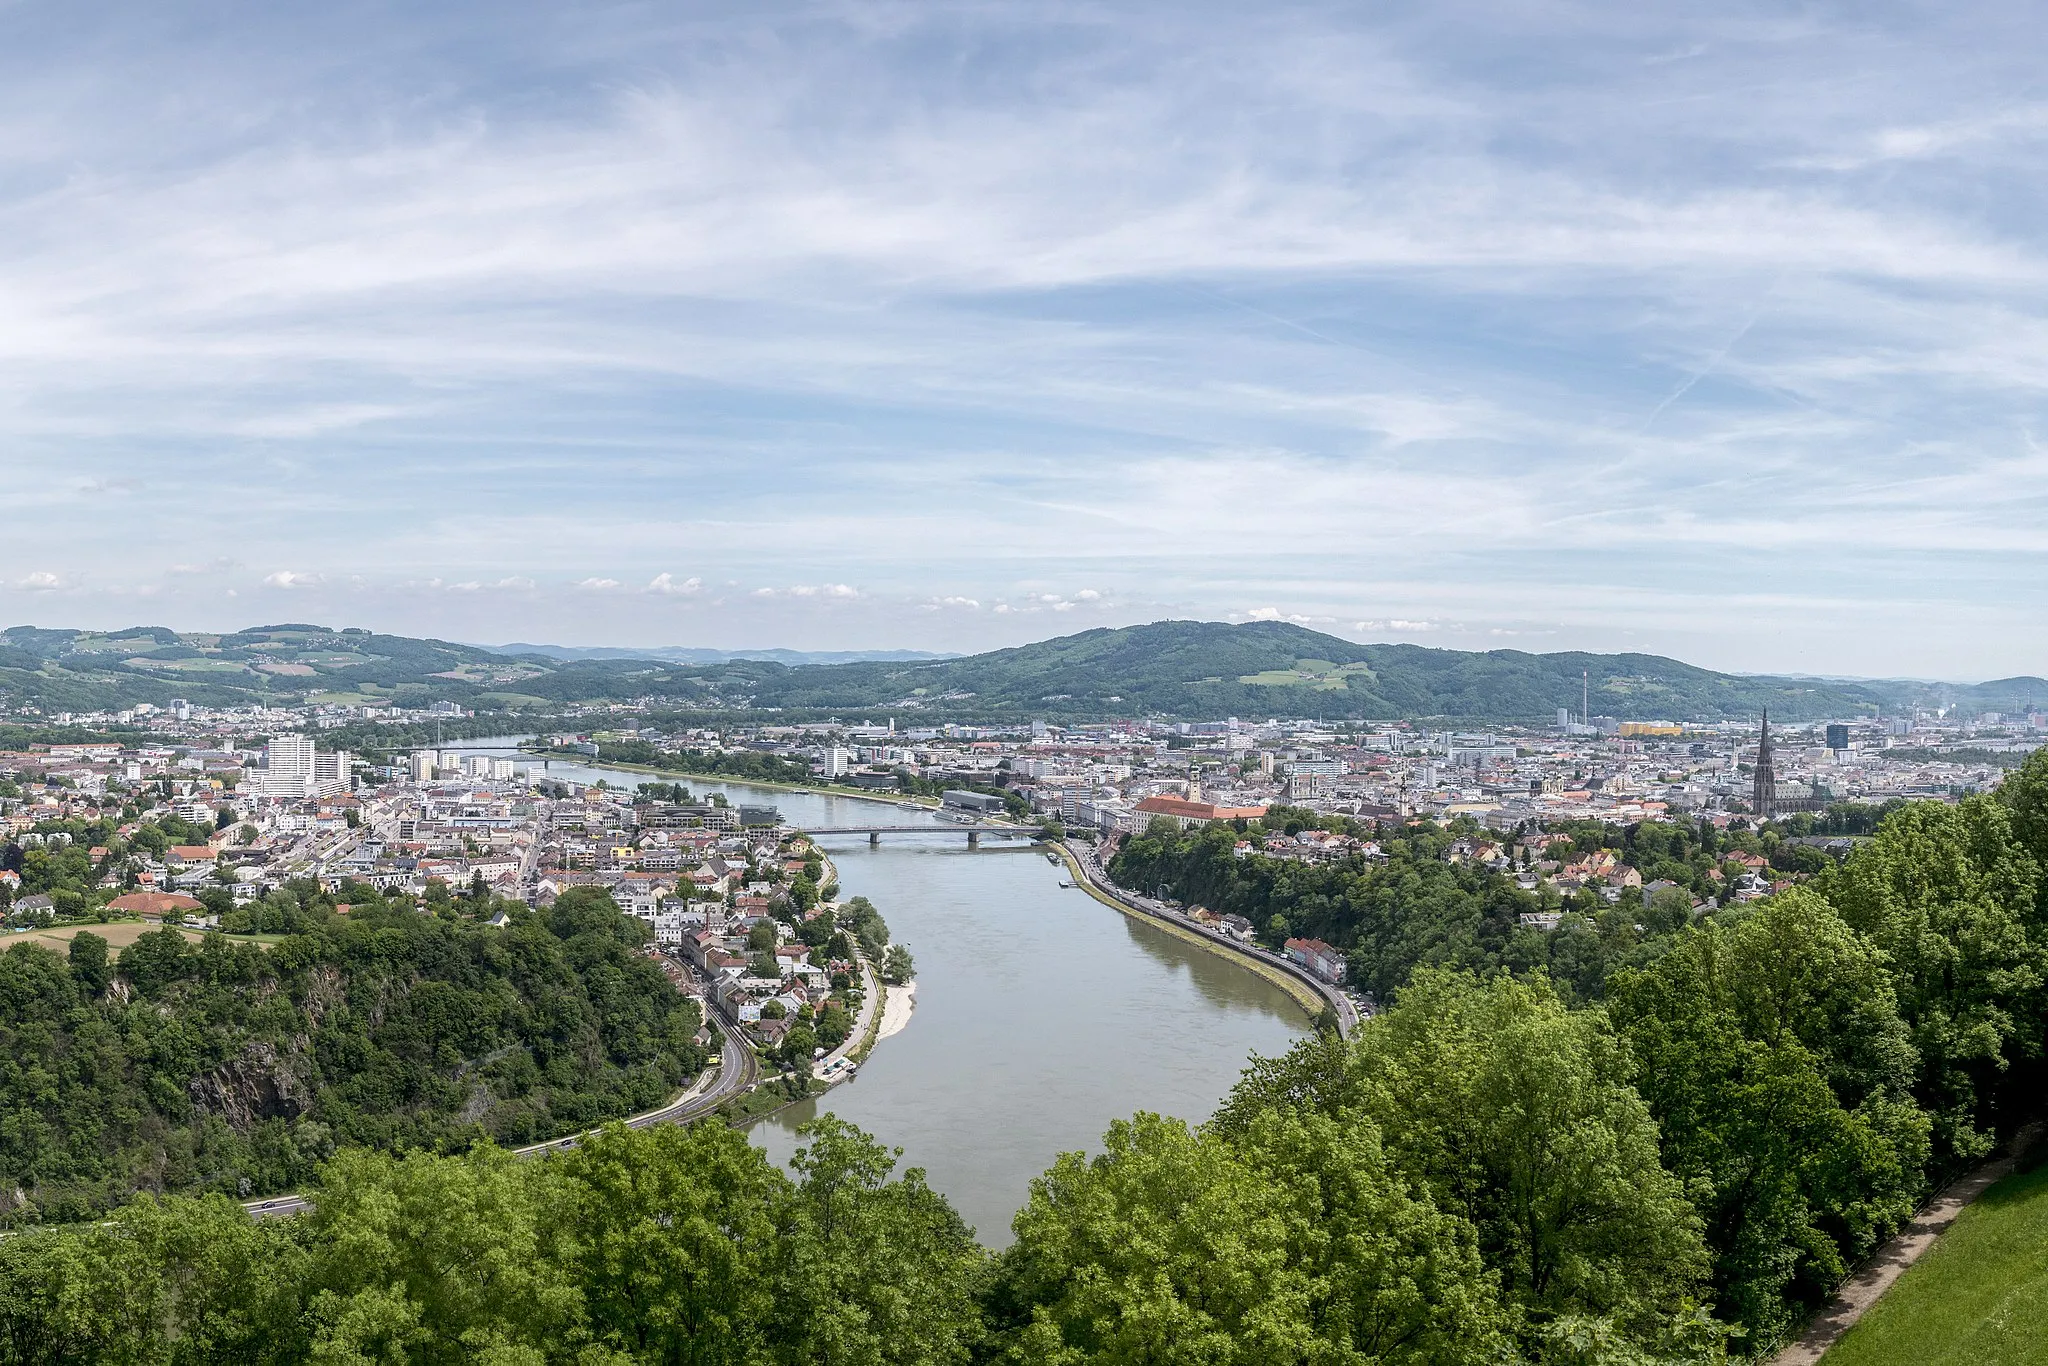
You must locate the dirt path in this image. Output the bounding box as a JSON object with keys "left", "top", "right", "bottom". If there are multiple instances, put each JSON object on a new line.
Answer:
{"left": 1771, "top": 1123, "right": 2043, "bottom": 1366}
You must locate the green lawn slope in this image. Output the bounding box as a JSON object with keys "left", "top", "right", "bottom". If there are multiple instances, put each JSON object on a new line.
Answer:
{"left": 1822, "top": 1162, "right": 2048, "bottom": 1366}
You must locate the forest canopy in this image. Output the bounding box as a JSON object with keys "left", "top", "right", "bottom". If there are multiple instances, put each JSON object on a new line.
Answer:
{"left": 0, "top": 884, "right": 707, "bottom": 1223}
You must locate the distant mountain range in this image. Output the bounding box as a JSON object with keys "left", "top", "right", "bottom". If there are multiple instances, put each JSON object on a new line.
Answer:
{"left": 482, "top": 643, "right": 958, "bottom": 666}
{"left": 0, "top": 619, "right": 2039, "bottom": 724}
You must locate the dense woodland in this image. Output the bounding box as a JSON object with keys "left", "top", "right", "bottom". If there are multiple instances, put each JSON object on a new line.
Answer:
{"left": 1, "top": 754, "right": 2045, "bottom": 1361}
{"left": 0, "top": 885, "right": 707, "bottom": 1223}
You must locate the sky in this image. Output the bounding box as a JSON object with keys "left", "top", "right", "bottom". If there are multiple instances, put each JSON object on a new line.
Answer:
{"left": 1, "top": 1, "right": 2045, "bottom": 679}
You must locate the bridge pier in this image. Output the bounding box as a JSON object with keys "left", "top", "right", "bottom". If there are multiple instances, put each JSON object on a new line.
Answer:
{"left": 968, "top": 830, "right": 979, "bottom": 848}
{"left": 869, "top": 831, "right": 880, "bottom": 846}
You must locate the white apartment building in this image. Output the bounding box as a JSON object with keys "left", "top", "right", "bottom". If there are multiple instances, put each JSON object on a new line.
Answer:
{"left": 254, "top": 734, "right": 316, "bottom": 798}
{"left": 254, "top": 735, "right": 351, "bottom": 798}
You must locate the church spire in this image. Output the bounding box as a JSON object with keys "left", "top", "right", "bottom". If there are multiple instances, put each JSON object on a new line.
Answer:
{"left": 1752, "top": 710, "right": 1777, "bottom": 820}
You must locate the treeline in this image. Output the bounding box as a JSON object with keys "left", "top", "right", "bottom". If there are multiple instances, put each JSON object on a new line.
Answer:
{"left": 1109, "top": 806, "right": 1892, "bottom": 1001}
{"left": 0, "top": 1119, "right": 983, "bottom": 1365}
{"left": 0, "top": 886, "right": 706, "bottom": 1222}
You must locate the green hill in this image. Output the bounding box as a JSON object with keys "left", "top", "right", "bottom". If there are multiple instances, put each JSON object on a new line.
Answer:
{"left": 0, "top": 619, "right": 2026, "bottom": 722}
{"left": 655, "top": 620, "right": 1902, "bottom": 722}
{"left": 0, "top": 623, "right": 730, "bottom": 715}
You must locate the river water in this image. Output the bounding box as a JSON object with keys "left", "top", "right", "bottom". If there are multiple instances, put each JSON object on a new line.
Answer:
{"left": 437, "top": 740, "right": 1308, "bottom": 1245}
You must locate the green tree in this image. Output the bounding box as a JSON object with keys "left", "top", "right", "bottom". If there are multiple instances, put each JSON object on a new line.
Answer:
{"left": 554, "top": 1122, "right": 782, "bottom": 1365}
{"left": 0, "top": 1193, "right": 311, "bottom": 1363}
{"left": 1819, "top": 798, "right": 2045, "bottom": 1164}
{"left": 1607, "top": 892, "right": 1929, "bottom": 1349}
{"left": 986, "top": 1109, "right": 1508, "bottom": 1365}
{"left": 772, "top": 1116, "right": 985, "bottom": 1365}
{"left": 65, "top": 931, "right": 110, "bottom": 995}
{"left": 306, "top": 1145, "right": 584, "bottom": 1362}
{"left": 816, "top": 999, "right": 854, "bottom": 1050}
{"left": 1217, "top": 971, "right": 1717, "bottom": 1356}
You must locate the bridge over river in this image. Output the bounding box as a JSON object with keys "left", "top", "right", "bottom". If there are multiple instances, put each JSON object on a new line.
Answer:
{"left": 798, "top": 822, "right": 1044, "bottom": 846}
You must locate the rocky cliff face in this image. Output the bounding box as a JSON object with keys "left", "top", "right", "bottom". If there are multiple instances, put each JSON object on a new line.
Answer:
{"left": 187, "top": 1042, "right": 312, "bottom": 1129}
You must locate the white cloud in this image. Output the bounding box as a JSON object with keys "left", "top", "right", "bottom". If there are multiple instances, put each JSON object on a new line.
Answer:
{"left": 770, "top": 584, "right": 860, "bottom": 599}
{"left": 263, "top": 570, "right": 321, "bottom": 589}
{"left": 17, "top": 571, "right": 62, "bottom": 590}
{"left": 1242, "top": 606, "right": 1332, "bottom": 626}
{"left": 0, "top": 6, "right": 2042, "bottom": 675}
{"left": 924, "top": 596, "right": 980, "bottom": 610}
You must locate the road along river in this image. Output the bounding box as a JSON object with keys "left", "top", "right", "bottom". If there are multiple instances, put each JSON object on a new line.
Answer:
{"left": 439, "top": 741, "right": 1310, "bottom": 1246}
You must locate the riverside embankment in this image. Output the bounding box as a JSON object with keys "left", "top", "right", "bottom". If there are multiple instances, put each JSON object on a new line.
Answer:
{"left": 1059, "top": 839, "right": 1359, "bottom": 1035}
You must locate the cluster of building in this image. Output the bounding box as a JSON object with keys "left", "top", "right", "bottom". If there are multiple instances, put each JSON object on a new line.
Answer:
{"left": 583, "top": 706, "right": 2036, "bottom": 840}
{"left": 7, "top": 697, "right": 2041, "bottom": 986}
{"left": 0, "top": 727, "right": 874, "bottom": 1054}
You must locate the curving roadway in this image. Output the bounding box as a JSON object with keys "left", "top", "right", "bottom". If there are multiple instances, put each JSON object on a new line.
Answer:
{"left": 242, "top": 1000, "right": 759, "bottom": 1222}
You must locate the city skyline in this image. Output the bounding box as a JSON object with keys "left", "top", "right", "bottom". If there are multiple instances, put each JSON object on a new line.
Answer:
{"left": 2, "top": 2, "right": 2046, "bottom": 677}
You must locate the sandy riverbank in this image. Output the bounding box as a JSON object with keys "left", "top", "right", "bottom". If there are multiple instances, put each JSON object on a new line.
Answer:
{"left": 875, "top": 979, "right": 917, "bottom": 1041}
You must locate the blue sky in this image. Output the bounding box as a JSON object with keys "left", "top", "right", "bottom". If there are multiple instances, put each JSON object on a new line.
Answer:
{"left": 2, "top": 0, "right": 2045, "bottom": 678}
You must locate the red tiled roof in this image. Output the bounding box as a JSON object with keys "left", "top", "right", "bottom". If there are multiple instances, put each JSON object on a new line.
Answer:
{"left": 106, "top": 891, "right": 206, "bottom": 918}
{"left": 1134, "top": 796, "right": 1269, "bottom": 822}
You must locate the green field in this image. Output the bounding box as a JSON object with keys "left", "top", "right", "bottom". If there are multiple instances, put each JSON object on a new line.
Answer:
{"left": 1237, "top": 658, "right": 1376, "bottom": 690}
{"left": 126, "top": 657, "right": 250, "bottom": 672}
{"left": 1822, "top": 1162, "right": 2048, "bottom": 1366}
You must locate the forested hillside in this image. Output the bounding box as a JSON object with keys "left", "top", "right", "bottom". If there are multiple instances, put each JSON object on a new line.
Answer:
{"left": 657, "top": 620, "right": 1899, "bottom": 721}
{"left": 0, "top": 885, "right": 705, "bottom": 1222}
{"left": 7, "top": 617, "right": 2027, "bottom": 721}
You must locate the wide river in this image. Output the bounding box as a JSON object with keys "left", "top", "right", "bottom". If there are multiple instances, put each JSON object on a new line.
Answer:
{"left": 440, "top": 741, "right": 1308, "bottom": 1245}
